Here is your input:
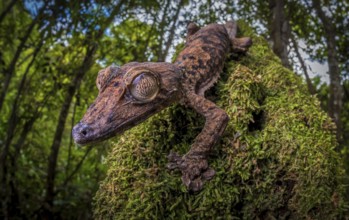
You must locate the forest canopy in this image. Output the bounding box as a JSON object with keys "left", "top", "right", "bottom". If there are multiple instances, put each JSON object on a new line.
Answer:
{"left": 0, "top": 0, "right": 348, "bottom": 219}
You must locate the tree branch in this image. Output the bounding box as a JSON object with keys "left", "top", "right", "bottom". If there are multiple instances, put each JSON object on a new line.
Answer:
{"left": 290, "top": 34, "right": 316, "bottom": 95}
{"left": 58, "top": 145, "right": 94, "bottom": 193}
{"left": 161, "top": 0, "right": 184, "bottom": 62}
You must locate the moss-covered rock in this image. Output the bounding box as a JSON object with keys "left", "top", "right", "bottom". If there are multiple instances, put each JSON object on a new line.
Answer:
{"left": 93, "top": 24, "right": 347, "bottom": 219}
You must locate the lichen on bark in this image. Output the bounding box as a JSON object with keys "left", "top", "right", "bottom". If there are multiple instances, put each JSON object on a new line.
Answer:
{"left": 93, "top": 23, "right": 346, "bottom": 219}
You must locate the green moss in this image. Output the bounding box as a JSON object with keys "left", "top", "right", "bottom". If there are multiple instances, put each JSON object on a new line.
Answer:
{"left": 93, "top": 24, "right": 347, "bottom": 219}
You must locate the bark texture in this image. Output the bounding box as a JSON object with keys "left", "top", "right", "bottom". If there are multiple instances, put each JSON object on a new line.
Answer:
{"left": 268, "top": 0, "right": 291, "bottom": 69}
{"left": 312, "top": 0, "right": 343, "bottom": 142}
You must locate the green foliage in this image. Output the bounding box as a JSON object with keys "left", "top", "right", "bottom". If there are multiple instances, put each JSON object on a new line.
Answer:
{"left": 0, "top": 1, "right": 167, "bottom": 218}
{"left": 99, "top": 18, "right": 161, "bottom": 64}
{"left": 93, "top": 24, "right": 347, "bottom": 219}
{"left": 1, "top": 0, "right": 348, "bottom": 219}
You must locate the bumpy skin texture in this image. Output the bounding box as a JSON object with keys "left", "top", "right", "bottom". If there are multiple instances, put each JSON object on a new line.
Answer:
{"left": 72, "top": 21, "right": 252, "bottom": 192}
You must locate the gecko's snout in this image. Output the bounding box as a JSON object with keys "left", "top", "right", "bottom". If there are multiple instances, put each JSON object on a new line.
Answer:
{"left": 72, "top": 122, "right": 93, "bottom": 145}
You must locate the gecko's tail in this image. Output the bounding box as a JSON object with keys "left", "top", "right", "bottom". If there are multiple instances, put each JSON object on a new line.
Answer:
{"left": 224, "top": 20, "right": 252, "bottom": 53}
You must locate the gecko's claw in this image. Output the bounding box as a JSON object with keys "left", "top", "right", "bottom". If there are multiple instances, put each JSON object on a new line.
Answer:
{"left": 202, "top": 167, "right": 215, "bottom": 180}
{"left": 167, "top": 151, "right": 216, "bottom": 192}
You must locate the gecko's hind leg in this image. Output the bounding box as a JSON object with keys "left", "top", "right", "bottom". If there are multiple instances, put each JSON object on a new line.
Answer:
{"left": 232, "top": 37, "right": 253, "bottom": 53}
{"left": 224, "top": 20, "right": 252, "bottom": 53}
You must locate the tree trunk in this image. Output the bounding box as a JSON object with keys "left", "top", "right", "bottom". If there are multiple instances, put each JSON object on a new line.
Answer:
{"left": 312, "top": 0, "right": 343, "bottom": 143}
{"left": 0, "top": 5, "right": 45, "bottom": 112}
{"left": 0, "top": 0, "right": 18, "bottom": 24}
{"left": 268, "top": 0, "right": 291, "bottom": 69}
{"left": 65, "top": 99, "right": 78, "bottom": 175}
{"left": 0, "top": 40, "right": 43, "bottom": 168}
{"left": 0, "top": 40, "right": 44, "bottom": 220}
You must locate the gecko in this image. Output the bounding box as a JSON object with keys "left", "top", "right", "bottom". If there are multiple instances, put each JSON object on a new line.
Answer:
{"left": 72, "top": 21, "right": 252, "bottom": 192}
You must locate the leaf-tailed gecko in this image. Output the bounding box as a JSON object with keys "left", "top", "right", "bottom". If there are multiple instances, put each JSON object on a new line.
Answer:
{"left": 72, "top": 21, "right": 252, "bottom": 191}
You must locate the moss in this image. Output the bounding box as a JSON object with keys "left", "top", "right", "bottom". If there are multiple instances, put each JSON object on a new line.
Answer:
{"left": 93, "top": 23, "right": 347, "bottom": 219}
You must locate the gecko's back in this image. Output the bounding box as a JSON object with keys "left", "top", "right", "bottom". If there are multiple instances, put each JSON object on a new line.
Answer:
{"left": 175, "top": 23, "right": 231, "bottom": 95}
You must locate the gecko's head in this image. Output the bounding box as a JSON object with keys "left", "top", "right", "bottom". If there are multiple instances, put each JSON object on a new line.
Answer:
{"left": 72, "top": 62, "right": 182, "bottom": 145}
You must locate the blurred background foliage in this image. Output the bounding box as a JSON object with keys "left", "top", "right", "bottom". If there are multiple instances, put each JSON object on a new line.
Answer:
{"left": 0, "top": 0, "right": 348, "bottom": 219}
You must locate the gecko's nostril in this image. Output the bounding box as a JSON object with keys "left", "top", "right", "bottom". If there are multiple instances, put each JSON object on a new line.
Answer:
{"left": 81, "top": 129, "right": 87, "bottom": 136}
{"left": 72, "top": 122, "right": 93, "bottom": 144}
{"left": 79, "top": 124, "right": 91, "bottom": 137}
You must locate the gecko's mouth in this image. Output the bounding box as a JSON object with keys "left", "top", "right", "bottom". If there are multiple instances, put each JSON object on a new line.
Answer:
{"left": 72, "top": 119, "right": 136, "bottom": 145}
{"left": 72, "top": 105, "right": 163, "bottom": 146}
{"left": 72, "top": 122, "right": 122, "bottom": 145}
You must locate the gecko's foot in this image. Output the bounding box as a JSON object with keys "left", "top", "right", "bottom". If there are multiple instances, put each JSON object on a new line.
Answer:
{"left": 167, "top": 151, "right": 215, "bottom": 192}
{"left": 232, "top": 37, "right": 252, "bottom": 53}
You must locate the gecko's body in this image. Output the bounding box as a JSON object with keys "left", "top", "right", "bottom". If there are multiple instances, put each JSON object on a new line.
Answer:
{"left": 176, "top": 23, "right": 230, "bottom": 96}
{"left": 73, "top": 21, "right": 252, "bottom": 191}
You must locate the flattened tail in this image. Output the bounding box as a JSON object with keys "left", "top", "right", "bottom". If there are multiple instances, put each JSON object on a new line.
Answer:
{"left": 224, "top": 20, "right": 252, "bottom": 53}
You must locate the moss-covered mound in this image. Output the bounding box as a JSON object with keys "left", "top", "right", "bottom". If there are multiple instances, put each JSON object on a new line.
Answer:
{"left": 93, "top": 25, "right": 346, "bottom": 219}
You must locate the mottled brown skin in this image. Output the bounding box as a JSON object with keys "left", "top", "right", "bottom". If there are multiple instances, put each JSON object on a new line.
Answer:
{"left": 72, "top": 21, "right": 252, "bottom": 192}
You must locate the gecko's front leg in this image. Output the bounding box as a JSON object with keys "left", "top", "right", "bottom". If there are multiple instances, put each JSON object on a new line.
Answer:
{"left": 168, "top": 92, "right": 229, "bottom": 192}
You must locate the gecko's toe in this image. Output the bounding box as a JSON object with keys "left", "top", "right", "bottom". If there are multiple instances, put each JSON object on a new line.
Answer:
{"left": 189, "top": 178, "right": 204, "bottom": 192}
{"left": 182, "top": 175, "right": 204, "bottom": 193}
{"left": 202, "top": 167, "right": 215, "bottom": 180}
{"left": 187, "top": 167, "right": 215, "bottom": 192}
{"left": 181, "top": 173, "right": 191, "bottom": 189}
{"left": 188, "top": 166, "right": 201, "bottom": 179}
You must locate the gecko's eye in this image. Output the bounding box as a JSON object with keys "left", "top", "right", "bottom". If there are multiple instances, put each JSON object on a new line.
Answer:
{"left": 129, "top": 72, "right": 160, "bottom": 103}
